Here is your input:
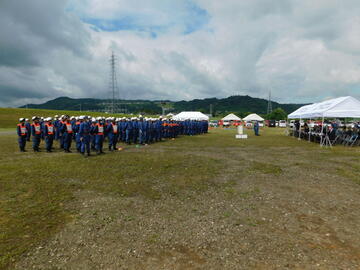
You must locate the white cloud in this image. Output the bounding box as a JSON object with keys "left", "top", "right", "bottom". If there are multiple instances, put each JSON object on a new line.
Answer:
{"left": 1, "top": 0, "right": 360, "bottom": 107}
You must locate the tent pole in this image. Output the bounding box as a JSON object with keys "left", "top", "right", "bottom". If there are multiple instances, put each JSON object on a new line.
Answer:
{"left": 320, "top": 115, "right": 325, "bottom": 147}
{"left": 309, "top": 118, "right": 311, "bottom": 142}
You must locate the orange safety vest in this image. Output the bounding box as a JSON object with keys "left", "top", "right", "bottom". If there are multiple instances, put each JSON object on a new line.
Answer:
{"left": 32, "top": 123, "right": 41, "bottom": 135}
{"left": 65, "top": 122, "right": 73, "bottom": 133}
{"left": 18, "top": 124, "right": 27, "bottom": 135}
{"left": 96, "top": 123, "right": 104, "bottom": 135}
{"left": 112, "top": 123, "right": 118, "bottom": 134}
{"left": 45, "top": 124, "right": 54, "bottom": 135}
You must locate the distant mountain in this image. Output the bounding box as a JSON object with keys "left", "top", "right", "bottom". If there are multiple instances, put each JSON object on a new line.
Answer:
{"left": 20, "top": 95, "right": 305, "bottom": 117}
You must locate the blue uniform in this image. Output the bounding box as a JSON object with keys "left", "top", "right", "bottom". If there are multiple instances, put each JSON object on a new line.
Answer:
{"left": 125, "top": 121, "right": 133, "bottom": 144}
{"left": 79, "top": 121, "right": 91, "bottom": 155}
{"left": 61, "top": 121, "right": 73, "bottom": 152}
{"left": 138, "top": 120, "right": 146, "bottom": 144}
{"left": 106, "top": 122, "right": 119, "bottom": 150}
{"left": 254, "top": 121, "right": 259, "bottom": 136}
{"left": 93, "top": 122, "right": 105, "bottom": 153}
{"left": 25, "top": 122, "right": 31, "bottom": 141}
{"left": 74, "top": 121, "right": 82, "bottom": 152}
{"left": 31, "top": 123, "right": 42, "bottom": 151}
{"left": 17, "top": 123, "right": 28, "bottom": 151}
{"left": 43, "top": 123, "right": 55, "bottom": 152}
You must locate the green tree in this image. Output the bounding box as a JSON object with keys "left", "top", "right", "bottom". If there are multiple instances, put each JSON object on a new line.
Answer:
{"left": 267, "top": 108, "right": 287, "bottom": 120}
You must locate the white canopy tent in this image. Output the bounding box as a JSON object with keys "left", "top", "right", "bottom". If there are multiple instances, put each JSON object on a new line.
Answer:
{"left": 287, "top": 96, "right": 360, "bottom": 147}
{"left": 243, "top": 113, "right": 264, "bottom": 121}
{"left": 288, "top": 96, "right": 360, "bottom": 119}
{"left": 222, "top": 113, "right": 241, "bottom": 121}
{"left": 172, "top": 111, "right": 209, "bottom": 121}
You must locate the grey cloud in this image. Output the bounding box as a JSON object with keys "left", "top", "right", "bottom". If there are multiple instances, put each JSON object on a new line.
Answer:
{"left": 1, "top": 0, "right": 360, "bottom": 107}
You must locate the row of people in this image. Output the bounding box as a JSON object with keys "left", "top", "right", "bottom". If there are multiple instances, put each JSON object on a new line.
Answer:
{"left": 17, "top": 115, "right": 208, "bottom": 155}
{"left": 290, "top": 121, "right": 359, "bottom": 146}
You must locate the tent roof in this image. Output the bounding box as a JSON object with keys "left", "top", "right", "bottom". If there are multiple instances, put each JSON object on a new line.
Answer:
{"left": 288, "top": 96, "right": 360, "bottom": 119}
{"left": 243, "top": 113, "right": 264, "bottom": 121}
{"left": 172, "top": 111, "right": 209, "bottom": 121}
{"left": 222, "top": 113, "right": 241, "bottom": 121}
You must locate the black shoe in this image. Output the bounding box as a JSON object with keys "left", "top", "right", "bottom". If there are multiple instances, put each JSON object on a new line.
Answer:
{"left": 47, "top": 150, "right": 51, "bottom": 153}
{"left": 68, "top": 150, "right": 72, "bottom": 153}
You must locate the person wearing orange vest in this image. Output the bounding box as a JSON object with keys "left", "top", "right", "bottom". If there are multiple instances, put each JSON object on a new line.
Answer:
{"left": 61, "top": 116, "right": 73, "bottom": 153}
{"left": 43, "top": 117, "right": 55, "bottom": 152}
{"left": 93, "top": 117, "right": 105, "bottom": 154}
{"left": 106, "top": 117, "right": 118, "bottom": 151}
{"left": 31, "top": 116, "right": 42, "bottom": 152}
{"left": 17, "top": 118, "right": 28, "bottom": 152}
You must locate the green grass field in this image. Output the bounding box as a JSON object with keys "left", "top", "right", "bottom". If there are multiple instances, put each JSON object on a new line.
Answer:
{"left": 1, "top": 116, "right": 360, "bottom": 268}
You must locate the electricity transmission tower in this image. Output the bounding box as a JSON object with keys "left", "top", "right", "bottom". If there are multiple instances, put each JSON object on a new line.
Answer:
{"left": 109, "top": 51, "right": 118, "bottom": 114}
{"left": 104, "top": 51, "right": 123, "bottom": 114}
{"left": 267, "top": 90, "right": 272, "bottom": 114}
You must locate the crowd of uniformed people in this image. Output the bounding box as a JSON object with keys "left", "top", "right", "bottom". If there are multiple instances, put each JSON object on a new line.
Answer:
{"left": 16, "top": 115, "right": 208, "bottom": 156}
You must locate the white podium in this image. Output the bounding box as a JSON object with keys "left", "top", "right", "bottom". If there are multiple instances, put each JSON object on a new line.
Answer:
{"left": 235, "top": 125, "right": 248, "bottom": 139}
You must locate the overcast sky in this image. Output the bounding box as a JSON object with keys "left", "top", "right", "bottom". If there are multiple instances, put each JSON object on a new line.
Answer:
{"left": 1, "top": 0, "right": 360, "bottom": 107}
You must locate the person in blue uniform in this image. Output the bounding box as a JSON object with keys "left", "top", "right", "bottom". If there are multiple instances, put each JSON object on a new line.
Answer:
{"left": 57, "top": 116, "right": 65, "bottom": 149}
{"left": 125, "top": 118, "right": 133, "bottom": 144}
{"left": 155, "top": 118, "right": 163, "bottom": 142}
{"left": 43, "top": 117, "right": 55, "bottom": 152}
{"left": 31, "top": 116, "right": 42, "bottom": 152}
{"left": 138, "top": 116, "right": 146, "bottom": 145}
{"left": 17, "top": 118, "right": 28, "bottom": 152}
{"left": 61, "top": 116, "right": 73, "bottom": 153}
{"left": 93, "top": 117, "right": 105, "bottom": 154}
{"left": 79, "top": 116, "right": 91, "bottom": 156}
{"left": 25, "top": 118, "right": 31, "bottom": 141}
{"left": 74, "top": 117, "right": 82, "bottom": 152}
{"left": 106, "top": 117, "right": 119, "bottom": 151}
{"left": 254, "top": 121, "right": 260, "bottom": 136}
{"left": 90, "top": 118, "right": 96, "bottom": 150}
{"left": 132, "top": 118, "right": 139, "bottom": 144}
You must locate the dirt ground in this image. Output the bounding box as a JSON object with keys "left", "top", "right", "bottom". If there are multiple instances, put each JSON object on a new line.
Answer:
{"left": 11, "top": 128, "right": 360, "bottom": 270}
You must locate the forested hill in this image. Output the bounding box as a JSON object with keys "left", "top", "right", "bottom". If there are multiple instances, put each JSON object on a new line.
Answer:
{"left": 20, "top": 95, "right": 305, "bottom": 117}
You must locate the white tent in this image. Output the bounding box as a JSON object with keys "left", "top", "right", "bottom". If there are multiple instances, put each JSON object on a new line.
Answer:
{"left": 222, "top": 113, "right": 241, "bottom": 121}
{"left": 288, "top": 96, "right": 360, "bottom": 119}
{"left": 172, "top": 111, "right": 209, "bottom": 121}
{"left": 243, "top": 113, "right": 264, "bottom": 121}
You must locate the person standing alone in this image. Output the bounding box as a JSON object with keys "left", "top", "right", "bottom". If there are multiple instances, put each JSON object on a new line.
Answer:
{"left": 254, "top": 121, "right": 260, "bottom": 136}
